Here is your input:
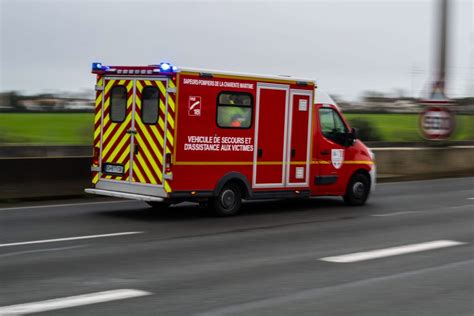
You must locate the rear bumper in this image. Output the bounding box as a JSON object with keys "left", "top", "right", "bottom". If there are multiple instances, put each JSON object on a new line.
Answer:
{"left": 84, "top": 188, "right": 164, "bottom": 202}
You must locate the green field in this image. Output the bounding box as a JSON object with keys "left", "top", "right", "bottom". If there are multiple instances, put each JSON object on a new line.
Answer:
{"left": 0, "top": 113, "right": 473, "bottom": 145}
{"left": 345, "top": 113, "right": 474, "bottom": 142}
{"left": 0, "top": 113, "right": 94, "bottom": 145}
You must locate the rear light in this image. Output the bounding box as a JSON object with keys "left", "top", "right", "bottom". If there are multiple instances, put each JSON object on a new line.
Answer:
{"left": 92, "top": 147, "right": 100, "bottom": 166}
{"left": 165, "top": 153, "right": 172, "bottom": 173}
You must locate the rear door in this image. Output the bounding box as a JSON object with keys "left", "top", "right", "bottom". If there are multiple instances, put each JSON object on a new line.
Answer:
{"left": 131, "top": 79, "right": 167, "bottom": 186}
{"left": 99, "top": 79, "right": 134, "bottom": 182}
{"left": 99, "top": 78, "right": 169, "bottom": 187}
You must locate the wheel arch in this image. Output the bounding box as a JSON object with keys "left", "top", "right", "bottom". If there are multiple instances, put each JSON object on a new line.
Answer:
{"left": 214, "top": 172, "right": 252, "bottom": 199}
{"left": 350, "top": 168, "right": 372, "bottom": 189}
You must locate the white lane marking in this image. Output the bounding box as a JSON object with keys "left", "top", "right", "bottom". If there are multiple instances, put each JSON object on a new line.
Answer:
{"left": 0, "top": 232, "right": 143, "bottom": 248}
{"left": 467, "top": 198, "right": 474, "bottom": 200}
{"left": 0, "top": 289, "right": 152, "bottom": 315}
{"left": 0, "top": 200, "right": 135, "bottom": 212}
{"left": 371, "top": 211, "right": 421, "bottom": 217}
{"left": 0, "top": 245, "right": 86, "bottom": 259}
{"left": 320, "top": 240, "right": 467, "bottom": 263}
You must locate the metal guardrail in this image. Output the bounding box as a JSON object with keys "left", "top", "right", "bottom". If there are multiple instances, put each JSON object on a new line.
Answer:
{"left": 2, "top": 141, "right": 474, "bottom": 158}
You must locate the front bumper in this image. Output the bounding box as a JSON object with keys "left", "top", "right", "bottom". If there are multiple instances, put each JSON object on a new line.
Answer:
{"left": 369, "top": 165, "right": 376, "bottom": 193}
{"left": 85, "top": 188, "right": 164, "bottom": 202}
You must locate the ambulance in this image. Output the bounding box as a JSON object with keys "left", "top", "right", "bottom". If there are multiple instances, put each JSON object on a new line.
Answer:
{"left": 85, "top": 62, "right": 376, "bottom": 216}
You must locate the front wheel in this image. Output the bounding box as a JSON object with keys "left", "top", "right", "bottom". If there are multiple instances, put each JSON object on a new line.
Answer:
{"left": 343, "top": 173, "right": 370, "bottom": 206}
{"left": 210, "top": 183, "right": 242, "bottom": 216}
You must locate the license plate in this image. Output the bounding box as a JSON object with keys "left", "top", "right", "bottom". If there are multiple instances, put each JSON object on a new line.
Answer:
{"left": 103, "top": 164, "right": 124, "bottom": 175}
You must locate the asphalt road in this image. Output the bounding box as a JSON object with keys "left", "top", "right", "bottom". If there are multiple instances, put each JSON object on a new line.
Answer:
{"left": 0, "top": 177, "right": 473, "bottom": 315}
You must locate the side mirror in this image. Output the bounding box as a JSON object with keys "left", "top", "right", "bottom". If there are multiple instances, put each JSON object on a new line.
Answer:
{"left": 343, "top": 128, "right": 357, "bottom": 147}
{"left": 351, "top": 127, "right": 358, "bottom": 140}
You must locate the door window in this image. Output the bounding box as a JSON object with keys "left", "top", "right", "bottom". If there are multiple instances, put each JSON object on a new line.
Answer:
{"left": 216, "top": 92, "right": 253, "bottom": 129}
{"left": 110, "top": 86, "right": 127, "bottom": 123}
{"left": 319, "top": 108, "right": 348, "bottom": 143}
{"left": 141, "top": 86, "right": 159, "bottom": 124}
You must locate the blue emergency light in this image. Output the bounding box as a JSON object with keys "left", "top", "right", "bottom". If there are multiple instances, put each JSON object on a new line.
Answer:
{"left": 157, "top": 62, "right": 178, "bottom": 73}
{"left": 91, "top": 62, "right": 110, "bottom": 72}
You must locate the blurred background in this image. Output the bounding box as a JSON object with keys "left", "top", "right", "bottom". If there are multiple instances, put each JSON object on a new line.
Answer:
{"left": 0, "top": 0, "right": 473, "bottom": 199}
{"left": 1, "top": 0, "right": 472, "bottom": 146}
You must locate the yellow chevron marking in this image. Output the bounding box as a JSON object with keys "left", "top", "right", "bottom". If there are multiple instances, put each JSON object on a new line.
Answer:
{"left": 101, "top": 94, "right": 132, "bottom": 147}
{"left": 149, "top": 124, "right": 165, "bottom": 149}
{"left": 104, "top": 80, "right": 115, "bottom": 94}
{"left": 168, "top": 80, "right": 176, "bottom": 89}
{"left": 159, "top": 97, "right": 166, "bottom": 114}
{"left": 165, "top": 146, "right": 171, "bottom": 154}
{"left": 135, "top": 133, "right": 163, "bottom": 176}
{"left": 136, "top": 80, "right": 143, "bottom": 92}
{"left": 127, "top": 80, "right": 133, "bottom": 91}
{"left": 167, "top": 113, "right": 175, "bottom": 129}
{"left": 97, "top": 77, "right": 103, "bottom": 86}
{"left": 167, "top": 94, "right": 175, "bottom": 112}
{"left": 95, "top": 93, "right": 102, "bottom": 108}
{"left": 138, "top": 126, "right": 164, "bottom": 165}
{"left": 144, "top": 80, "right": 152, "bottom": 86}
{"left": 106, "top": 134, "right": 130, "bottom": 163}
{"left": 158, "top": 116, "right": 165, "bottom": 133}
{"left": 94, "top": 108, "right": 102, "bottom": 125}
{"left": 134, "top": 122, "right": 163, "bottom": 183}
{"left": 157, "top": 81, "right": 167, "bottom": 96}
{"left": 92, "top": 173, "right": 99, "bottom": 184}
{"left": 118, "top": 79, "right": 126, "bottom": 85}
{"left": 164, "top": 181, "right": 171, "bottom": 193}
{"left": 101, "top": 113, "right": 131, "bottom": 157}
{"left": 135, "top": 153, "right": 157, "bottom": 184}
{"left": 116, "top": 146, "right": 131, "bottom": 165}
{"left": 120, "top": 161, "right": 130, "bottom": 179}
{"left": 133, "top": 163, "right": 147, "bottom": 183}
{"left": 166, "top": 130, "right": 174, "bottom": 146}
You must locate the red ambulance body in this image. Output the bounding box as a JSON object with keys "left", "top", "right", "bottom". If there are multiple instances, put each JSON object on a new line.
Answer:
{"left": 85, "top": 63, "right": 376, "bottom": 216}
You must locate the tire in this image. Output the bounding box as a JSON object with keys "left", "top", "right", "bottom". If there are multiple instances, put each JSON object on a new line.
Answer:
{"left": 343, "top": 173, "right": 370, "bottom": 206}
{"left": 210, "top": 183, "right": 242, "bottom": 216}
{"left": 146, "top": 201, "right": 170, "bottom": 209}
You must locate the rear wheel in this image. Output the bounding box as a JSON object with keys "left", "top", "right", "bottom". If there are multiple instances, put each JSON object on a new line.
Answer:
{"left": 210, "top": 183, "right": 242, "bottom": 216}
{"left": 343, "top": 173, "right": 370, "bottom": 206}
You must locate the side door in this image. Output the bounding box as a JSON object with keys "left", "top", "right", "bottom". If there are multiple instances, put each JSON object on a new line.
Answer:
{"left": 314, "top": 106, "right": 354, "bottom": 194}
{"left": 131, "top": 79, "right": 168, "bottom": 186}
{"left": 286, "top": 90, "right": 312, "bottom": 187}
{"left": 253, "top": 83, "right": 289, "bottom": 188}
{"left": 99, "top": 78, "right": 134, "bottom": 182}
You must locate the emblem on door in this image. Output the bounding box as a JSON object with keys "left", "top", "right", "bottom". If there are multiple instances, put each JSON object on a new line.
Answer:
{"left": 331, "top": 149, "right": 344, "bottom": 169}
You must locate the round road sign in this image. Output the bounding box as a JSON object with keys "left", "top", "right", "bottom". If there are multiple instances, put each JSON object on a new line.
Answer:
{"left": 419, "top": 106, "right": 455, "bottom": 140}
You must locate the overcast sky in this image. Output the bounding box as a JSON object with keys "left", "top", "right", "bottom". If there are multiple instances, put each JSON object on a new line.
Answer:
{"left": 1, "top": 0, "right": 472, "bottom": 100}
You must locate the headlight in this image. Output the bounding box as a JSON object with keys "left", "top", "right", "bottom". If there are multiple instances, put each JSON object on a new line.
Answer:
{"left": 368, "top": 149, "right": 375, "bottom": 161}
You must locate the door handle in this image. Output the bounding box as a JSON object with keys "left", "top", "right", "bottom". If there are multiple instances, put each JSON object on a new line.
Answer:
{"left": 291, "top": 148, "right": 296, "bottom": 158}
{"left": 134, "top": 144, "right": 139, "bottom": 155}
{"left": 320, "top": 150, "right": 330, "bottom": 155}
{"left": 258, "top": 148, "right": 263, "bottom": 158}
{"left": 126, "top": 129, "right": 137, "bottom": 135}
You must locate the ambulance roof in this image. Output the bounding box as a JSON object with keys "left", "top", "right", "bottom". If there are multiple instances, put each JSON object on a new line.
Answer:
{"left": 179, "top": 67, "right": 316, "bottom": 85}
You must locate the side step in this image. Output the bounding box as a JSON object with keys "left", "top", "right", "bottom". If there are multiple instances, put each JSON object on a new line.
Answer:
{"left": 84, "top": 188, "right": 165, "bottom": 202}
